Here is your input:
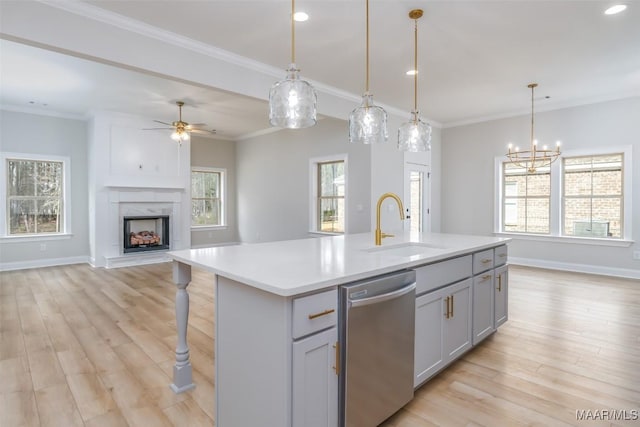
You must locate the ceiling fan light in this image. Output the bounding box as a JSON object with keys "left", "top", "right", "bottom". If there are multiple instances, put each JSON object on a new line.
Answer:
{"left": 269, "top": 64, "right": 317, "bottom": 129}
{"left": 398, "top": 110, "right": 431, "bottom": 152}
{"left": 171, "top": 129, "right": 190, "bottom": 143}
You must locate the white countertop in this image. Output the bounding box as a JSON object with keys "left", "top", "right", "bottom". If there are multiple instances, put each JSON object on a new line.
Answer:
{"left": 168, "top": 232, "right": 510, "bottom": 297}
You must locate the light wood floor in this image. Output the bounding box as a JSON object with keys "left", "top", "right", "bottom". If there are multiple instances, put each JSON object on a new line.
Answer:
{"left": 1, "top": 264, "right": 638, "bottom": 426}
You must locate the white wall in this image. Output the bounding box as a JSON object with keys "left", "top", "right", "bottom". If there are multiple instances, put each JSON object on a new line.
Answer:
{"left": 191, "top": 136, "right": 239, "bottom": 246}
{"left": 236, "top": 118, "right": 371, "bottom": 243}
{"left": 442, "top": 97, "right": 640, "bottom": 277}
{"left": 0, "top": 110, "right": 89, "bottom": 269}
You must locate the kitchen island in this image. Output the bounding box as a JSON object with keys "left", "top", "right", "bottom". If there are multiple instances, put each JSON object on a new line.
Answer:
{"left": 167, "top": 231, "right": 510, "bottom": 426}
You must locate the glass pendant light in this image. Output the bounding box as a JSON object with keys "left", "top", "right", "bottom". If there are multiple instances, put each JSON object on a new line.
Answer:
{"left": 398, "top": 9, "right": 431, "bottom": 152}
{"left": 269, "top": 0, "right": 317, "bottom": 129}
{"left": 349, "top": 0, "right": 388, "bottom": 144}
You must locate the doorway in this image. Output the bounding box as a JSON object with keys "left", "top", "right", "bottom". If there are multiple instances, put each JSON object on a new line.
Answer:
{"left": 404, "top": 163, "right": 430, "bottom": 233}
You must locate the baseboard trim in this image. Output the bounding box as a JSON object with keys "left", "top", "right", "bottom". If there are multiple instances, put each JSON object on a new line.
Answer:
{"left": 509, "top": 257, "right": 640, "bottom": 280}
{"left": 104, "top": 253, "right": 172, "bottom": 269}
{"left": 190, "top": 241, "right": 240, "bottom": 249}
{"left": 0, "top": 256, "right": 90, "bottom": 272}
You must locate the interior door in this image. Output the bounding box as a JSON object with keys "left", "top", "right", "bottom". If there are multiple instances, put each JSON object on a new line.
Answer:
{"left": 404, "top": 163, "right": 430, "bottom": 233}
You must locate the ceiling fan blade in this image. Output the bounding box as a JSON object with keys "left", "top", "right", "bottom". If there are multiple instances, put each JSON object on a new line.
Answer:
{"left": 190, "top": 128, "right": 217, "bottom": 135}
{"left": 143, "top": 127, "right": 173, "bottom": 130}
{"left": 189, "top": 123, "right": 207, "bottom": 127}
{"left": 153, "top": 120, "right": 173, "bottom": 126}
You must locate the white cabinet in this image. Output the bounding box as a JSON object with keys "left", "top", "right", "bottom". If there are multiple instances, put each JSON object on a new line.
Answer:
{"left": 472, "top": 272, "right": 495, "bottom": 345}
{"left": 473, "top": 249, "right": 494, "bottom": 275}
{"left": 414, "top": 278, "right": 472, "bottom": 387}
{"left": 292, "top": 327, "right": 339, "bottom": 427}
{"left": 472, "top": 245, "right": 508, "bottom": 345}
{"left": 414, "top": 287, "right": 445, "bottom": 385}
{"left": 494, "top": 264, "right": 509, "bottom": 328}
{"left": 292, "top": 289, "right": 337, "bottom": 339}
{"left": 291, "top": 290, "right": 338, "bottom": 427}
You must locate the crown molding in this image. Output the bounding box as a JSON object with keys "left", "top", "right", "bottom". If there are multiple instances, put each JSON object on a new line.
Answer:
{"left": 1, "top": 104, "right": 86, "bottom": 120}
{"left": 442, "top": 92, "right": 640, "bottom": 129}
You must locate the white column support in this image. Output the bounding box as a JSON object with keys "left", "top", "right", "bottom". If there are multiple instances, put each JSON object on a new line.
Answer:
{"left": 170, "top": 261, "right": 196, "bottom": 393}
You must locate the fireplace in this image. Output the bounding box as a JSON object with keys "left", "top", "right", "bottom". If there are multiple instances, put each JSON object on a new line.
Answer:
{"left": 123, "top": 215, "right": 170, "bottom": 253}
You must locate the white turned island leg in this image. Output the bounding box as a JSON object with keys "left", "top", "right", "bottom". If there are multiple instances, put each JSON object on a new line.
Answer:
{"left": 170, "top": 261, "right": 196, "bottom": 393}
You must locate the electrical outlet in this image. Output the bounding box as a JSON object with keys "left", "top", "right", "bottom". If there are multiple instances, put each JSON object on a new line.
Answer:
{"left": 633, "top": 251, "right": 640, "bottom": 260}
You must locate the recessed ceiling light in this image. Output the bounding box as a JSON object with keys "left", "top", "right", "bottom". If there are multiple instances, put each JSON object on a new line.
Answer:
{"left": 294, "top": 12, "right": 309, "bottom": 22}
{"left": 406, "top": 70, "right": 418, "bottom": 76}
{"left": 604, "top": 4, "right": 627, "bottom": 15}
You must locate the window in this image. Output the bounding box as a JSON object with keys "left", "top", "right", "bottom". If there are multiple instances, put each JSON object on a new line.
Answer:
{"left": 2, "top": 153, "right": 69, "bottom": 237}
{"left": 563, "top": 154, "right": 623, "bottom": 238}
{"left": 191, "top": 167, "right": 225, "bottom": 227}
{"left": 310, "top": 156, "right": 347, "bottom": 234}
{"left": 502, "top": 162, "right": 550, "bottom": 234}
{"left": 496, "top": 147, "right": 631, "bottom": 242}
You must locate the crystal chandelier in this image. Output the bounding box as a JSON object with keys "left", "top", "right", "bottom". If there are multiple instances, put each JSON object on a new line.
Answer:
{"left": 269, "top": 0, "right": 317, "bottom": 129}
{"left": 506, "top": 83, "right": 561, "bottom": 173}
{"left": 349, "top": 0, "right": 388, "bottom": 144}
{"left": 398, "top": 9, "right": 431, "bottom": 152}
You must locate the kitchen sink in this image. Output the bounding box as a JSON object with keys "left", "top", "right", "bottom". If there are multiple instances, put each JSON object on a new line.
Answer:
{"left": 363, "top": 242, "right": 448, "bottom": 257}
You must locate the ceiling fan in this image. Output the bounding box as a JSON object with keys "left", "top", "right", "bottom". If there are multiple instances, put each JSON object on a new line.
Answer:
{"left": 144, "top": 101, "right": 216, "bottom": 143}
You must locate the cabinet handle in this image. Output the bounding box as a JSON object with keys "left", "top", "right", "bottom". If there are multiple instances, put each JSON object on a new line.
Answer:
{"left": 444, "top": 296, "right": 450, "bottom": 319}
{"left": 482, "top": 274, "right": 492, "bottom": 281}
{"left": 481, "top": 258, "right": 492, "bottom": 264}
{"left": 333, "top": 342, "right": 340, "bottom": 376}
{"left": 497, "top": 275, "right": 502, "bottom": 292}
{"left": 308, "top": 308, "right": 335, "bottom": 320}
{"left": 451, "top": 294, "right": 454, "bottom": 318}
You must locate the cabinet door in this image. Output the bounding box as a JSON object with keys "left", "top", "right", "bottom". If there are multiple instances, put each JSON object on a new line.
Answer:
{"left": 472, "top": 272, "right": 495, "bottom": 345}
{"left": 443, "top": 279, "right": 472, "bottom": 363}
{"left": 292, "top": 327, "right": 338, "bottom": 427}
{"left": 414, "top": 288, "right": 447, "bottom": 387}
{"left": 494, "top": 265, "right": 509, "bottom": 328}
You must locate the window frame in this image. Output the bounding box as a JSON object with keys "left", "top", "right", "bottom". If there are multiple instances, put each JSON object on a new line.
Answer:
{"left": 495, "top": 145, "right": 633, "bottom": 246}
{"left": 1, "top": 152, "right": 72, "bottom": 241}
{"left": 561, "top": 153, "right": 624, "bottom": 239}
{"left": 501, "top": 162, "right": 552, "bottom": 235}
{"left": 190, "top": 166, "right": 227, "bottom": 230}
{"left": 309, "top": 154, "right": 348, "bottom": 235}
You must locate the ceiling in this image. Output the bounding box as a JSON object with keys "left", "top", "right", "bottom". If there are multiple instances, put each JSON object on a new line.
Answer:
{"left": 1, "top": 1, "right": 639, "bottom": 140}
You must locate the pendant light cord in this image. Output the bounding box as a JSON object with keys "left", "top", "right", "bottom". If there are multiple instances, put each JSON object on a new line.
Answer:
{"left": 530, "top": 84, "right": 535, "bottom": 149}
{"left": 365, "top": 0, "right": 370, "bottom": 92}
{"left": 291, "top": 0, "right": 296, "bottom": 64}
{"left": 413, "top": 17, "right": 418, "bottom": 111}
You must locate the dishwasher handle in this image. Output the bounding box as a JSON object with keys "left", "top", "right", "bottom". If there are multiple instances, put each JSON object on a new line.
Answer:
{"left": 349, "top": 283, "right": 416, "bottom": 308}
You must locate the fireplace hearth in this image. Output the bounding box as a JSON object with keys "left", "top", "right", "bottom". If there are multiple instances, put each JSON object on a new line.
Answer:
{"left": 123, "top": 215, "right": 170, "bottom": 253}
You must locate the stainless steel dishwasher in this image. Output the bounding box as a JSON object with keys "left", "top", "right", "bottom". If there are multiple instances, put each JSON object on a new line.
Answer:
{"left": 339, "top": 270, "right": 416, "bottom": 427}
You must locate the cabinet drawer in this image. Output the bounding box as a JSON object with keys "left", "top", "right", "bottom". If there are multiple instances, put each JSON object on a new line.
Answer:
{"left": 292, "top": 289, "right": 337, "bottom": 339}
{"left": 415, "top": 255, "right": 472, "bottom": 295}
{"left": 473, "top": 249, "right": 494, "bottom": 274}
{"left": 494, "top": 245, "right": 508, "bottom": 267}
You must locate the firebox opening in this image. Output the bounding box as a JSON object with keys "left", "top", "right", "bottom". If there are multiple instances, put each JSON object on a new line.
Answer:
{"left": 123, "top": 215, "right": 170, "bottom": 253}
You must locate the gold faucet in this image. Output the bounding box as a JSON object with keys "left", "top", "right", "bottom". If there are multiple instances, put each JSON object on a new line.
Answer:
{"left": 375, "top": 192, "right": 405, "bottom": 245}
